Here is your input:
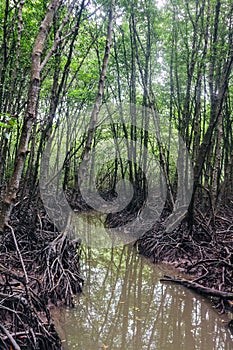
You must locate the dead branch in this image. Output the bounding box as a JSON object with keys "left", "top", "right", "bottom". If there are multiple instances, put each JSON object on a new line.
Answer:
{"left": 0, "top": 324, "right": 21, "bottom": 350}
{"left": 161, "top": 275, "right": 233, "bottom": 300}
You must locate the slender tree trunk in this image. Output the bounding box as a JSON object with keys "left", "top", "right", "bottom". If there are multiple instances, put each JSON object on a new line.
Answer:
{"left": 0, "top": 0, "right": 61, "bottom": 232}
{"left": 75, "top": 0, "right": 115, "bottom": 190}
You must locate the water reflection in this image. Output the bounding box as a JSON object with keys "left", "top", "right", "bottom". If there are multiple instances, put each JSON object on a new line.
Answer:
{"left": 53, "top": 245, "right": 233, "bottom": 350}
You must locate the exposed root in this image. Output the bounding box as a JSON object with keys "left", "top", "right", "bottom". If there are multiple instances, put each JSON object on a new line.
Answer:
{"left": 0, "top": 199, "right": 83, "bottom": 349}
{"left": 136, "top": 205, "right": 233, "bottom": 314}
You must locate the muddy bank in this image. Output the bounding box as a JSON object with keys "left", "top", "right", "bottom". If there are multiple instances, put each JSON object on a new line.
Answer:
{"left": 135, "top": 203, "right": 233, "bottom": 316}
{"left": 1, "top": 196, "right": 233, "bottom": 348}
{"left": 0, "top": 200, "right": 83, "bottom": 349}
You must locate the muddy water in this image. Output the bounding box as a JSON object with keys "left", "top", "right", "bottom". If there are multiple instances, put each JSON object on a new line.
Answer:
{"left": 52, "top": 244, "right": 233, "bottom": 350}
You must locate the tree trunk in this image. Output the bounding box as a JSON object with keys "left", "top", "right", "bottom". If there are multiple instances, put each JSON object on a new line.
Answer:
{"left": 75, "top": 0, "right": 115, "bottom": 190}
{"left": 0, "top": 0, "right": 61, "bottom": 232}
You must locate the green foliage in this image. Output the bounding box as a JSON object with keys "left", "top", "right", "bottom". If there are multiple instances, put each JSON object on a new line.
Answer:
{"left": 0, "top": 0, "right": 232, "bottom": 201}
{"left": 0, "top": 114, "right": 17, "bottom": 140}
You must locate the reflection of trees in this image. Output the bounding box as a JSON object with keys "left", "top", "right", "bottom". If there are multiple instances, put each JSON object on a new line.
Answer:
{"left": 54, "top": 245, "right": 233, "bottom": 350}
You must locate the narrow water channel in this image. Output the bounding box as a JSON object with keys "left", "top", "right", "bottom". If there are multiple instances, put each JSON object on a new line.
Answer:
{"left": 52, "top": 216, "right": 233, "bottom": 350}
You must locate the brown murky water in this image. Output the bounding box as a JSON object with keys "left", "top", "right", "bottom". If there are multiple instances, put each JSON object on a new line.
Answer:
{"left": 52, "top": 244, "right": 233, "bottom": 350}
{"left": 52, "top": 210, "right": 233, "bottom": 349}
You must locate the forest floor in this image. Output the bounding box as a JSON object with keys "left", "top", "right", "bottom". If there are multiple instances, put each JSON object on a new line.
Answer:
{"left": 136, "top": 201, "right": 233, "bottom": 320}
{"left": 0, "top": 199, "right": 83, "bottom": 350}
{"left": 0, "top": 197, "right": 233, "bottom": 348}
